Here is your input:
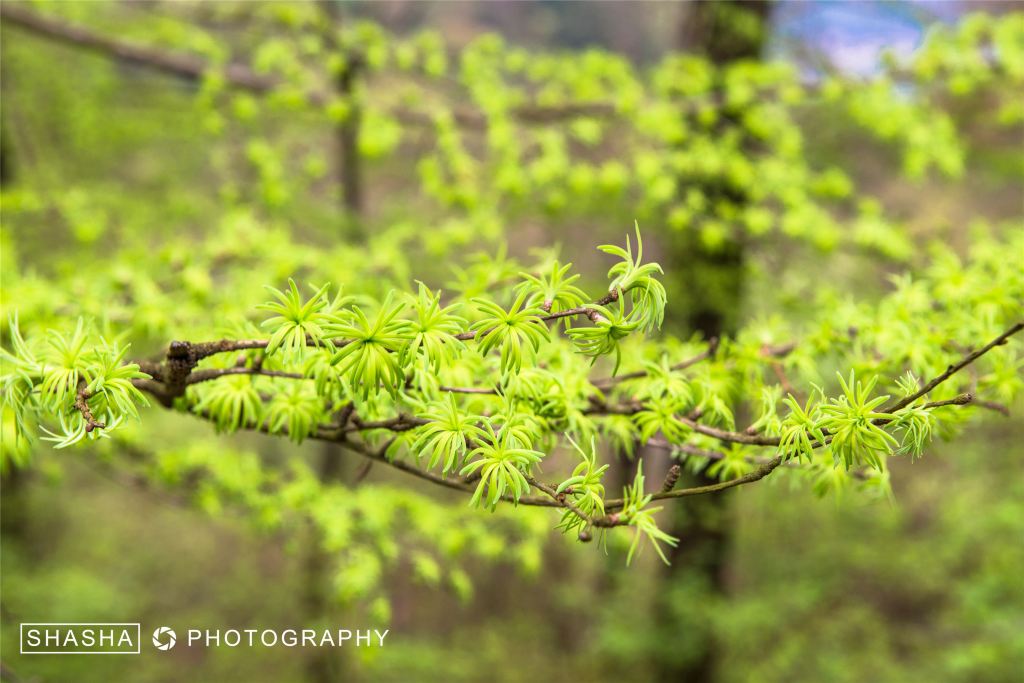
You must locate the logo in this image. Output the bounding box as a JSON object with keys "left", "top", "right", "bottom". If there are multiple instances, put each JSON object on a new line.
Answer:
{"left": 18, "top": 622, "right": 387, "bottom": 653}
{"left": 152, "top": 626, "right": 177, "bottom": 651}
{"left": 20, "top": 623, "right": 141, "bottom": 655}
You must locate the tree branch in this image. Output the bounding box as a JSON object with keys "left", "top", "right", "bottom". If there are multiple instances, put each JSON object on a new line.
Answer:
{"left": 0, "top": 4, "right": 277, "bottom": 92}
{"left": 134, "top": 319, "right": 1022, "bottom": 525}
{"left": 0, "top": 5, "right": 617, "bottom": 130}
{"left": 132, "top": 291, "right": 624, "bottom": 400}
{"left": 526, "top": 476, "right": 596, "bottom": 525}
{"left": 438, "top": 385, "right": 498, "bottom": 395}
{"left": 73, "top": 381, "right": 105, "bottom": 433}
{"left": 603, "top": 455, "right": 786, "bottom": 511}
{"left": 333, "top": 437, "right": 562, "bottom": 507}
{"left": 591, "top": 337, "right": 720, "bottom": 389}
{"left": 885, "top": 321, "right": 1024, "bottom": 412}
{"left": 676, "top": 416, "right": 782, "bottom": 446}
{"left": 187, "top": 367, "right": 305, "bottom": 385}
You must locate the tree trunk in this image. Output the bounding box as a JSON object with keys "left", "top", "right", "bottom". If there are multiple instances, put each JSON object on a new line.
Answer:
{"left": 321, "top": 0, "right": 363, "bottom": 220}
{"left": 301, "top": 446, "right": 357, "bottom": 683}
{"left": 655, "top": 4, "right": 772, "bottom": 682}
{"left": 336, "top": 56, "right": 362, "bottom": 218}
{"left": 300, "top": 8, "right": 365, "bottom": 682}
{"left": 0, "top": 123, "right": 14, "bottom": 186}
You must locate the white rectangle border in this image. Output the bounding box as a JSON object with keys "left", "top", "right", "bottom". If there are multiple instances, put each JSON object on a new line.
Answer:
{"left": 20, "top": 622, "right": 142, "bottom": 655}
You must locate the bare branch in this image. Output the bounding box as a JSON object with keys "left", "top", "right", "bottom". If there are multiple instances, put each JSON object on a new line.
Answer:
{"left": 527, "top": 477, "right": 596, "bottom": 525}
{"left": 438, "top": 385, "right": 498, "bottom": 395}
{"left": 604, "top": 455, "right": 785, "bottom": 510}
{"left": 591, "top": 337, "right": 720, "bottom": 389}
{"left": 0, "top": 4, "right": 277, "bottom": 92}
{"left": 74, "top": 381, "right": 105, "bottom": 433}
{"left": 885, "top": 321, "right": 1024, "bottom": 412}
{"left": 0, "top": 5, "right": 617, "bottom": 130}
{"left": 346, "top": 414, "right": 430, "bottom": 433}
{"left": 676, "top": 416, "right": 782, "bottom": 446}
{"left": 187, "top": 367, "right": 305, "bottom": 385}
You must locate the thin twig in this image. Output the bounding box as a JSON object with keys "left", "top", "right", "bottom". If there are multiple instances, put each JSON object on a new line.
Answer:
{"left": 438, "top": 385, "right": 498, "bottom": 395}
{"left": 885, "top": 321, "right": 1024, "bottom": 412}
{"left": 922, "top": 393, "right": 974, "bottom": 409}
{"left": 346, "top": 414, "right": 430, "bottom": 433}
{"left": 74, "top": 381, "right": 105, "bottom": 433}
{"left": 771, "top": 361, "right": 798, "bottom": 397}
{"left": 0, "top": 4, "right": 617, "bottom": 131}
{"left": 527, "top": 477, "right": 596, "bottom": 525}
{"left": 675, "top": 416, "right": 782, "bottom": 446}
{"left": 187, "top": 367, "right": 305, "bottom": 384}
{"left": 973, "top": 399, "right": 1011, "bottom": 416}
{"left": 591, "top": 337, "right": 720, "bottom": 388}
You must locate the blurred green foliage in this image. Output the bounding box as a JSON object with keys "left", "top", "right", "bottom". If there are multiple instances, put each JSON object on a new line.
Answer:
{"left": 1, "top": 2, "right": 1022, "bottom": 682}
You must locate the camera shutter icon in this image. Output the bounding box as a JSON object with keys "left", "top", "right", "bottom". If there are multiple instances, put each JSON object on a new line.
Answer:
{"left": 152, "top": 626, "right": 177, "bottom": 651}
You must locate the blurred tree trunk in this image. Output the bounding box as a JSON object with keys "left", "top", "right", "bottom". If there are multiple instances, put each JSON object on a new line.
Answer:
{"left": 0, "top": 123, "right": 13, "bottom": 186}
{"left": 656, "top": 4, "right": 772, "bottom": 682}
{"left": 299, "top": 7, "right": 365, "bottom": 683}
{"left": 336, "top": 61, "right": 363, "bottom": 218}
{"left": 322, "top": 0, "right": 363, "bottom": 221}
{"left": 301, "top": 447, "right": 359, "bottom": 683}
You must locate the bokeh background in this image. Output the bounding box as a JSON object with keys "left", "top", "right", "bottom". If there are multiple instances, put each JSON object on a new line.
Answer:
{"left": 2, "top": 2, "right": 1022, "bottom": 682}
